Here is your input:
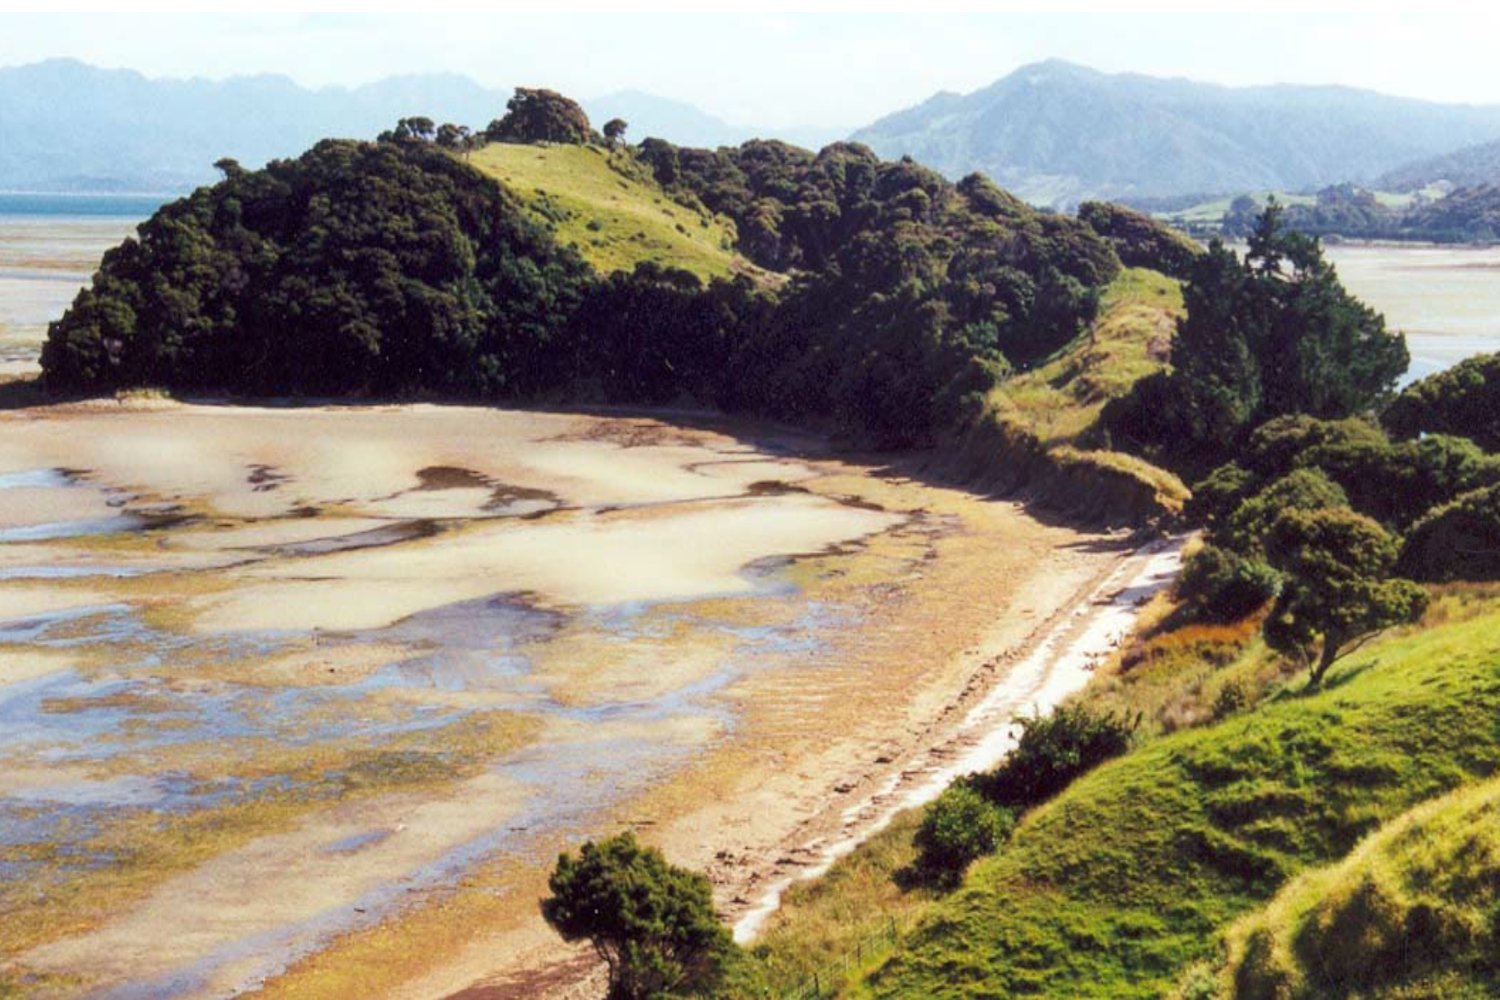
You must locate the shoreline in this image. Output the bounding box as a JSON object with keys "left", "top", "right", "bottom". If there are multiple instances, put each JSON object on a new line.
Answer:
{"left": 728, "top": 533, "right": 1185, "bottom": 943}
{"left": 432, "top": 531, "right": 1185, "bottom": 1000}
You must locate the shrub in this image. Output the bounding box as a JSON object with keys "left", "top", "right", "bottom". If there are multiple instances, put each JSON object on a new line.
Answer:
{"left": 1264, "top": 507, "right": 1429, "bottom": 685}
{"left": 541, "top": 832, "right": 733, "bottom": 1000}
{"left": 1399, "top": 482, "right": 1500, "bottom": 582}
{"left": 1212, "top": 680, "right": 1249, "bottom": 720}
{"left": 913, "top": 782, "right": 1015, "bottom": 886}
{"left": 975, "top": 705, "right": 1138, "bottom": 810}
{"left": 1383, "top": 350, "right": 1500, "bottom": 452}
{"left": 485, "top": 87, "right": 594, "bottom": 145}
{"left": 1185, "top": 461, "right": 1258, "bottom": 526}
{"left": 1177, "top": 544, "right": 1280, "bottom": 623}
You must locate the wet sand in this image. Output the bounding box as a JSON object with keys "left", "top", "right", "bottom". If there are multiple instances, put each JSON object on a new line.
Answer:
{"left": 0, "top": 398, "right": 1136, "bottom": 1000}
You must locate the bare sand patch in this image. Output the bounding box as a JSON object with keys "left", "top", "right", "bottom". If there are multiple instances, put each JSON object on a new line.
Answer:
{"left": 191, "top": 497, "right": 900, "bottom": 632}
{"left": 0, "top": 485, "right": 117, "bottom": 529}
{"left": 0, "top": 648, "right": 82, "bottom": 686}
{"left": 0, "top": 584, "right": 113, "bottom": 622}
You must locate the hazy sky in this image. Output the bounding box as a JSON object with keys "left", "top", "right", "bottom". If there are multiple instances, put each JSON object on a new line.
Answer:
{"left": 3, "top": 8, "right": 1499, "bottom": 128}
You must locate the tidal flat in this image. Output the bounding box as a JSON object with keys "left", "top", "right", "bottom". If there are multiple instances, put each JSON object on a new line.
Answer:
{"left": 0, "top": 399, "right": 1129, "bottom": 999}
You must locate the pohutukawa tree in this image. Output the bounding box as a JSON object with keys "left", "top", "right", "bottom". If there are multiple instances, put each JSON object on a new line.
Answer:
{"left": 1262, "top": 507, "right": 1428, "bottom": 685}
{"left": 541, "top": 832, "right": 733, "bottom": 1000}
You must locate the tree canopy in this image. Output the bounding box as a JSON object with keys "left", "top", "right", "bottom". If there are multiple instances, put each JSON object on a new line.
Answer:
{"left": 485, "top": 87, "right": 594, "bottom": 145}
{"left": 41, "top": 138, "right": 591, "bottom": 397}
{"left": 1263, "top": 507, "right": 1428, "bottom": 685}
{"left": 541, "top": 832, "right": 732, "bottom": 1000}
{"left": 1383, "top": 351, "right": 1500, "bottom": 452}
{"left": 43, "top": 114, "right": 1129, "bottom": 449}
{"left": 1105, "top": 202, "right": 1409, "bottom": 464}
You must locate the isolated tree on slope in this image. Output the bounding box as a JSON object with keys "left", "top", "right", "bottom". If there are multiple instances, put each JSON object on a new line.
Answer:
{"left": 1262, "top": 507, "right": 1427, "bottom": 685}
{"left": 486, "top": 87, "right": 594, "bottom": 144}
{"left": 603, "top": 117, "right": 628, "bottom": 148}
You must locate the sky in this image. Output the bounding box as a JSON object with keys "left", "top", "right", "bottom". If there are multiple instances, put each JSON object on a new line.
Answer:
{"left": 2, "top": 7, "right": 1500, "bottom": 129}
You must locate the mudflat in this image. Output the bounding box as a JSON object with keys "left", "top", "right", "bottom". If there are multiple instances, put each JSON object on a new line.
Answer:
{"left": 0, "top": 399, "right": 1131, "bottom": 999}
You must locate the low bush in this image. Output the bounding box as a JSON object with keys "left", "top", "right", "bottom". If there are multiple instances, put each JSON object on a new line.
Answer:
{"left": 974, "top": 705, "right": 1138, "bottom": 810}
{"left": 912, "top": 783, "right": 1015, "bottom": 887}
{"left": 1177, "top": 545, "right": 1280, "bottom": 623}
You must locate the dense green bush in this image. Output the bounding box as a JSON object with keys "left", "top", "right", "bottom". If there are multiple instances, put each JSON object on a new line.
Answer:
{"left": 41, "top": 138, "right": 593, "bottom": 397}
{"left": 542, "top": 832, "right": 733, "bottom": 1000}
{"left": 1177, "top": 545, "right": 1280, "bottom": 623}
{"left": 1384, "top": 351, "right": 1500, "bottom": 452}
{"left": 1215, "top": 468, "right": 1350, "bottom": 557}
{"left": 1263, "top": 508, "right": 1428, "bottom": 685}
{"left": 974, "top": 705, "right": 1138, "bottom": 810}
{"left": 1399, "top": 483, "right": 1500, "bottom": 582}
{"left": 1106, "top": 204, "right": 1408, "bottom": 464}
{"left": 913, "top": 783, "right": 1015, "bottom": 887}
{"left": 1077, "top": 200, "right": 1202, "bottom": 279}
{"left": 484, "top": 87, "right": 594, "bottom": 145}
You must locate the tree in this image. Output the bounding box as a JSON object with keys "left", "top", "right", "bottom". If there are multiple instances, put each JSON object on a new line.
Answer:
{"left": 1263, "top": 507, "right": 1428, "bottom": 685}
{"left": 1383, "top": 351, "right": 1500, "bottom": 452}
{"left": 973, "top": 705, "right": 1137, "bottom": 810}
{"left": 434, "top": 122, "right": 472, "bottom": 151}
{"left": 603, "top": 117, "right": 628, "bottom": 148}
{"left": 1121, "top": 202, "right": 1409, "bottom": 460}
{"left": 485, "top": 87, "right": 593, "bottom": 145}
{"left": 1398, "top": 482, "right": 1500, "bottom": 582}
{"left": 1216, "top": 467, "right": 1350, "bottom": 557}
{"left": 541, "top": 832, "right": 733, "bottom": 1000}
{"left": 392, "top": 116, "right": 436, "bottom": 142}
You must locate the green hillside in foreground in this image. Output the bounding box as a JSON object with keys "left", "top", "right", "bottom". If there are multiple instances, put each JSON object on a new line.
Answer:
{"left": 468, "top": 143, "right": 750, "bottom": 279}
{"left": 1218, "top": 775, "right": 1500, "bottom": 999}
{"left": 730, "top": 588, "right": 1500, "bottom": 998}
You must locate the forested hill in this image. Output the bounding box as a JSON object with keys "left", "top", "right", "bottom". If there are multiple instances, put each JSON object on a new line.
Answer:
{"left": 1377, "top": 136, "right": 1500, "bottom": 191}
{"left": 852, "top": 60, "right": 1500, "bottom": 207}
{"left": 43, "top": 89, "right": 1204, "bottom": 479}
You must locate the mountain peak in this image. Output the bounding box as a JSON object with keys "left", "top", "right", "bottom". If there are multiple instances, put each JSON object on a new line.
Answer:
{"left": 852, "top": 64, "right": 1500, "bottom": 208}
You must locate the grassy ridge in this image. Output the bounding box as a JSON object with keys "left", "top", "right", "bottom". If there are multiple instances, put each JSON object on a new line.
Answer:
{"left": 987, "top": 267, "right": 1182, "bottom": 447}
{"left": 858, "top": 597, "right": 1500, "bottom": 998}
{"left": 468, "top": 143, "right": 748, "bottom": 279}
{"left": 946, "top": 267, "right": 1188, "bottom": 522}
{"left": 1216, "top": 776, "right": 1500, "bottom": 998}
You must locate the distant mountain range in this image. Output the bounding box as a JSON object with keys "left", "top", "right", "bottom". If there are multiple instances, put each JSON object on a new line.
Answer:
{"left": 0, "top": 60, "right": 844, "bottom": 194}
{"left": 8, "top": 57, "right": 1500, "bottom": 207}
{"left": 852, "top": 60, "right": 1500, "bottom": 207}
{"left": 581, "top": 90, "right": 846, "bottom": 153}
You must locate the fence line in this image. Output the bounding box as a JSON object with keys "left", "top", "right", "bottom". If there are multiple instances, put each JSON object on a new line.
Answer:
{"left": 776, "top": 912, "right": 917, "bottom": 1000}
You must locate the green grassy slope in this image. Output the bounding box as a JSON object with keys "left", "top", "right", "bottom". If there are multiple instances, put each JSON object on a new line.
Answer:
{"left": 989, "top": 267, "right": 1181, "bottom": 447}
{"left": 949, "top": 267, "right": 1189, "bottom": 520}
{"left": 467, "top": 143, "right": 750, "bottom": 279}
{"left": 1215, "top": 775, "right": 1500, "bottom": 999}
{"left": 855, "top": 600, "right": 1500, "bottom": 998}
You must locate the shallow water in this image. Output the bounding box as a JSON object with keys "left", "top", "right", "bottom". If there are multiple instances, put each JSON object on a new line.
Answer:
{"left": 0, "top": 403, "right": 908, "bottom": 997}
{"left": 1318, "top": 244, "right": 1500, "bottom": 382}
{"left": 0, "top": 214, "right": 142, "bottom": 362}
